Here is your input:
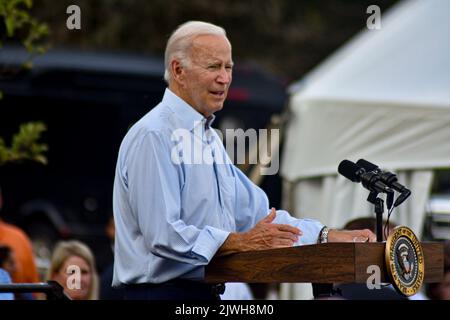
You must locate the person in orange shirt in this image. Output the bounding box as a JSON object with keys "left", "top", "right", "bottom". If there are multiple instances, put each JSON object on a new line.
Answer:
{"left": 0, "top": 220, "right": 40, "bottom": 284}
{"left": 0, "top": 188, "right": 40, "bottom": 284}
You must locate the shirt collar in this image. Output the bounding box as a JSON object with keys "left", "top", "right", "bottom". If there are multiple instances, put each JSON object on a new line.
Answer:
{"left": 205, "top": 114, "right": 216, "bottom": 130}
{"left": 163, "top": 88, "right": 215, "bottom": 132}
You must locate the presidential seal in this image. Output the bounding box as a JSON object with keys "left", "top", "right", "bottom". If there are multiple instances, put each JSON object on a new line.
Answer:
{"left": 385, "top": 226, "right": 425, "bottom": 296}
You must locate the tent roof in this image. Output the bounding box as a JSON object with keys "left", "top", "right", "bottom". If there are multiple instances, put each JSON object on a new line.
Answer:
{"left": 288, "top": 0, "right": 450, "bottom": 108}
{"left": 282, "top": 0, "right": 450, "bottom": 181}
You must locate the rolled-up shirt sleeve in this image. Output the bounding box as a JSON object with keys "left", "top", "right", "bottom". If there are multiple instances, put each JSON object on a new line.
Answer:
{"left": 232, "top": 165, "right": 323, "bottom": 245}
{"left": 127, "top": 130, "right": 229, "bottom": 265}
{"left": 272, "top": 211, "right": 324, "bottom": 245}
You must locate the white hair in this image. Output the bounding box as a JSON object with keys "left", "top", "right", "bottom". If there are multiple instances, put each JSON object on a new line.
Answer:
{"left": 164, "top": 21, "right": 227, "bottom": 83}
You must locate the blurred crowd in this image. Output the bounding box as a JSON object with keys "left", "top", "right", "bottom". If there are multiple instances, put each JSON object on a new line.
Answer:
{"left": 0, "top": 212, "right": 117, "bottom": 300}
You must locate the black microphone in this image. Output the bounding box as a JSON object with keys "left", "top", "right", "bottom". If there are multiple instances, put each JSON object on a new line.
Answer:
{"left": 356, "top": 159, "right": 407, "bottom": 192}
{"left": 356, "top": 159, "right": 411, "bottom": 207}
{"left": 338, "top": 160, "right": 394, "bottom": 196}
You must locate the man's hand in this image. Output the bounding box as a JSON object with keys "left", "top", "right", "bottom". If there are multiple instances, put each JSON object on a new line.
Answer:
{"left": 217, "top": 208, "right": 302, "bottom": 256}
{"left": 327, "top": 228, "right": 377, "bottom": 243}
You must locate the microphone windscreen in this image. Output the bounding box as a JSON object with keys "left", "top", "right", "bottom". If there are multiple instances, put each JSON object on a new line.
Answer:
{"left": 338, "top": 160, "right": 361, "bottom": 182}
{"left": 356, "top": 159, "right": 378, "bottom": 172}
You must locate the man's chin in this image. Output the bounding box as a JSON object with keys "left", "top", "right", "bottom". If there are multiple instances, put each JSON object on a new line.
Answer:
{"left": 206, "top": 104, "right": 224, "bottom": 115}
{"left": 214, "top": 105, "right": 224, "bottom": 114}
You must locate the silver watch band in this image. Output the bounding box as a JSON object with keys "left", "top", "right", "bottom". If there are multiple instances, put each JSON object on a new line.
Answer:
{"left": 319, "top": 226, "right": 329, "bottom": 243}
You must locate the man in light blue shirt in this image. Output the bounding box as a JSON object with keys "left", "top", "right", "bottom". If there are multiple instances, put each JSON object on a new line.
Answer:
{"left": 112, "top": 21, "right": 375, "bottom": 300}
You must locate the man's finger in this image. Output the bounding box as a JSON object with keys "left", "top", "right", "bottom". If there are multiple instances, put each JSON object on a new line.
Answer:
{"left": 275, "top": 231, "right": 300, "bottom": 242}
{"left": 353, "top": 236, "right": 369, "bottom": 243}
{"left": 273, "top": 239, "right": 296, "bottom": 248}
{"left": 361, "top": 229, "right": 376, "bottom": 242}
{"left": 263, "top": 207, "right": 277, "bottom": 223}
{"left": 276, "top": 224, "right": 302, "bottom": 235}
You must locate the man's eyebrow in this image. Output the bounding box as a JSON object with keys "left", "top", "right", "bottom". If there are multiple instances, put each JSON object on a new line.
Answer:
{"left": 206, "top": 60, "right": 234, "bottom": 67}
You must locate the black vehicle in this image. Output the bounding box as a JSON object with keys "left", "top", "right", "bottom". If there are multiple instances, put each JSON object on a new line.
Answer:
{"left": 0, "top": 46, "right": 287, "bottom": 271}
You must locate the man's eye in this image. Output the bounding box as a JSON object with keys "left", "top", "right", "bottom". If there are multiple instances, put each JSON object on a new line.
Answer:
{"left": 208, "top": 65, "right": 219, "bottom": 69}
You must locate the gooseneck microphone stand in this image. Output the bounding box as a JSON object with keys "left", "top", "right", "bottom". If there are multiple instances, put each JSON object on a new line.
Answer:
{"left": 367, "top": 189, "right": 393, "bottom": 242}
{"left": 367, "top": 191, "right": 384, "bottom": 242}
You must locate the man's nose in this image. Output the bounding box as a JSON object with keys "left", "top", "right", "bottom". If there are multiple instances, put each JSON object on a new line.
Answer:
{"left": 217, "top": 68, "right": 231, "bottom": 84}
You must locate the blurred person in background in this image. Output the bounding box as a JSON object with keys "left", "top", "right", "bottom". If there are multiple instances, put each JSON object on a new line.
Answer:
{"left": 0, "top": 245, "right": 16, "bottom": 300}
{"left": 47, "top": 240, "right": 99, "bottom": 300}
{"left": 0, "top": 268, "right": 14, "bottom": 300}
{"left": 426, "top": 240, "right": 450, "bottom": 300}
{"left": 343, "top": 217, "right": 396, "bottom": 240}
{"left": 0, "top": 245, "right": 17, "bottom": 278}
{"left": 0, "top": 188, "right": 40, "bottom": 285}
{"left": 0, "top": 244, "right": 35, "bottom": 299}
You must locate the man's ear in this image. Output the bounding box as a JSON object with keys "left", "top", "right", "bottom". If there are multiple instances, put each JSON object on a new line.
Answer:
{"left": 170, "top": 59, "right": 185, "bottom": 85}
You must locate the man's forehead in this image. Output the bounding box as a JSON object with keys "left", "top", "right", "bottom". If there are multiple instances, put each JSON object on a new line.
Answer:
{"left": 192, "top": 33, "right": 230, "bottom": 45}
{"left": 190, "top": 44, "right": 232, "bottom": 66}
{"left": 191, "top": 35, "right": 231, "bottom": 53}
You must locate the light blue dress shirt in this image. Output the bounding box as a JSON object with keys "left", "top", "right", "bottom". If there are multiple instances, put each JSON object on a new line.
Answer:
{"left": 112, "top": 88, "right": 324, "bottom": 286}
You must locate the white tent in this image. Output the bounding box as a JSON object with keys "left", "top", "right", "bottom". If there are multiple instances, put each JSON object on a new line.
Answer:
{"left": 280, "top": 0, "right": 450, "bottom": 299}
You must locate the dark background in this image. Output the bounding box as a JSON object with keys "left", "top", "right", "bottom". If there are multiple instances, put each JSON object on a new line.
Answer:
{"left": 32, "top": 0, "right": 398, "bottom": 81}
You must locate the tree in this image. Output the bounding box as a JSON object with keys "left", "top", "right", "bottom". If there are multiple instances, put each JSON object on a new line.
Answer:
{"left": 0, "top": 122, "right": 48, "bottom": 166}
{"left": 0, "top": 0, "right": 48, "bottom": 55}
{"left": 0, "top": 0, "right": 49, "bottom": 165}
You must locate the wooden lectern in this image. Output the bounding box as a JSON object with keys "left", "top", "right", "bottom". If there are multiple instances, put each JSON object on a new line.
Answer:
{"left": 205, "top": 242, "right": 443, "bottom": 298}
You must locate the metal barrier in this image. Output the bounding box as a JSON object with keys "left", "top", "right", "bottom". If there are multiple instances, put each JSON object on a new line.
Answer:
{"left": 0, "top": 280, "right": 71, "bottom": 300}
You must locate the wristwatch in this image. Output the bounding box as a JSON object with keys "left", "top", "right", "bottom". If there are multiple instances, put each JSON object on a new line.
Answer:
{"left": 319, "top": 226, "right": 329, "bottom": 243}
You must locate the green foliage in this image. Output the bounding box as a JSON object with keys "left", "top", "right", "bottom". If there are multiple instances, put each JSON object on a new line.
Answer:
{"left": 0, "top": 122, "right": 48, "bottom": 166}
{"left": 0, "top": 0, "right": 49, "bottom": 97}
{"left": 0, "top": 0, "right": 49, "bottom": 54}
{"left": 0, "top": 2, "right": 49, "bottom": 167}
